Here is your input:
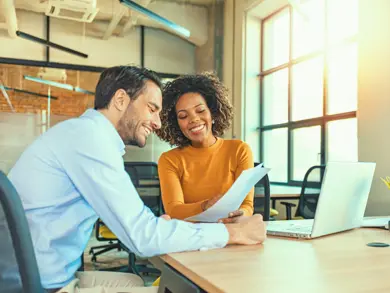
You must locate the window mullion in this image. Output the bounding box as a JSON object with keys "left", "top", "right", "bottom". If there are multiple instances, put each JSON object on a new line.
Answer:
{"left": 322, "top": 0, "right": 329, "bottom": 165}
{"left": 287, "top": 5, "right": 293, "bottom": 184}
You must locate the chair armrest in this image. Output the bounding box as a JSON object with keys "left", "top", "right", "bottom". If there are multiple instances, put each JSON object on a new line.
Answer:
{"left": 280, "top": 202, "right": 297, "bottom": 220}
{"left": 280, "top": 202, "right": 297, "bottom": 208}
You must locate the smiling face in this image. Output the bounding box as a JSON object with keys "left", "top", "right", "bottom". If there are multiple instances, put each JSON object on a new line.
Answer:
{"left": 117, "top": 81, "right": 162, "bottom": 147}
{"left": 175, "top": 92, "right": 215, "bottom": 148}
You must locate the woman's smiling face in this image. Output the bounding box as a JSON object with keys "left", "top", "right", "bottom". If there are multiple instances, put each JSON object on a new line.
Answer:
{"left": 175, "top": 92, "right": 215, "bottom": 148}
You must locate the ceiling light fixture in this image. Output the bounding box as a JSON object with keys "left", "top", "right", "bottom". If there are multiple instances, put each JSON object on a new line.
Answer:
{"left": 24, "top": 75, "right": 94, "bottom": 95}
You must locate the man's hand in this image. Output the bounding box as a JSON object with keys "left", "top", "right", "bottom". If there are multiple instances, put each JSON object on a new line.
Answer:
{"left": 225, "top": 214, "right": 266, "bottom": 245}
{"left": 218, "top": 210, "right": 245, "bottom": 224}
{"left": 160, "top": 214, "right": 171, "bottom": 221}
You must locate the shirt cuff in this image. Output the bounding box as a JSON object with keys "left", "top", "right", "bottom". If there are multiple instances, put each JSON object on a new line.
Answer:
{"left": 196, "top": 223, "right": 229, "bottom": 251}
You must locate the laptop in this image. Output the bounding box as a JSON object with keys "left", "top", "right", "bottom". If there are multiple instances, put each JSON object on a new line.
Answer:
{"left": 266, "top": 161, "right": 376, "bottom": 239}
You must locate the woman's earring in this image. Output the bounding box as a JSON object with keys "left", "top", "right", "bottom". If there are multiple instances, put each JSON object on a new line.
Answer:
{"left": 212, "top": 120, "right": 215, "bottom": 124}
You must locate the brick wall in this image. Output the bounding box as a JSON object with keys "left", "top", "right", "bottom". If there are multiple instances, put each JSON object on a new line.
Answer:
{"left": 0, "top": 64, "right": 100, "bottom": 117}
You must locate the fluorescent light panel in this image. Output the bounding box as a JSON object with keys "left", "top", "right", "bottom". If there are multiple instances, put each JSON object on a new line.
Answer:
{"left": 24, "top": 75, "right": 73, "bottom": 90}
{"left": 119, "top": 0, "right": 190, "bottom": 38}
{"left": 24, "top": 75, "right": 94, "bottom": 95}
{"left": 74, "top": 87, "right": 95, "bottom": 95}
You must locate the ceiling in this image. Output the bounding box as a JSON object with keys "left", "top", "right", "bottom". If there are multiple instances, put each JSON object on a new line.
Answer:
{"left": 14, "top": 0, "right": 217, "bottom": 10}
{"left": 160, "top": 0, "right": 217, "bottom": 5}
{"left": 2, "top": 0, "right": 215, "bottom": 46}
{"left": 12, "top": 0, "right": 217, "bottom": 21}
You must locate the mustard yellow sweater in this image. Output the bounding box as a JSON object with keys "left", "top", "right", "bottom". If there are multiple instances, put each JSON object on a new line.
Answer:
{"left": 158, "top": 138, "right": 254, "bottom": 220}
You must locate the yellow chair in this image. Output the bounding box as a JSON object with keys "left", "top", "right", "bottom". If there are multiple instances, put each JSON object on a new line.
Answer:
{"left": 152, "top": 277, "right": 160, "bottom": 287}
{"left": 90, "top": 220, "right": 161, "bottom": 276}
{"left": 270, "top": 208, "right": 279, "bottom": 217}
{"left": 99, "top": 225, "right": 116, "bottom": 238}
{"left": 89, "top": 219, "right": 122, "bottom": 263}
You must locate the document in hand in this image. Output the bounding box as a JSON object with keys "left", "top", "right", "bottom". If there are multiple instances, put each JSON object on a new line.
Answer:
{"left": 185, "top": 164, "right": 271, "bottom": 223}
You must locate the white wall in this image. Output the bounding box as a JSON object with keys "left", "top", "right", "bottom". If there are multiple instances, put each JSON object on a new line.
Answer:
{"left": 123, "top": 134, "right": 172, "bottom": 164}
{"left": 243, "top": 15, "right": 261, "bottom": 163}
{"left": 49, "top": 18, "right": 141, "bottom": 68}
{"left": 144, "top": 28, "right": 196, "bottom": 75}
{"left": 358, "top": 0, "right": 390, "bottom": 216}
{"left": 0, "top": 112, "right": 69, "bottom": 173}
{"left": 0, "top": 10, "right": 46, "bottom": 61}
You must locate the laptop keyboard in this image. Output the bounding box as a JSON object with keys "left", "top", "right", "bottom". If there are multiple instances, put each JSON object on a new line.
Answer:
{"left": 266, "top": 220, "right": 314, "bottom": 233}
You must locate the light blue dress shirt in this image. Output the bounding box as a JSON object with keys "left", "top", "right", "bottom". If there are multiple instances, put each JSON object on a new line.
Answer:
{"left": 8, "top": 109, "right": 229, "bottom": 289}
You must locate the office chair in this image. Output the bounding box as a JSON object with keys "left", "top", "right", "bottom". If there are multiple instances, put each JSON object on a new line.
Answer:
{"left": 0, "top": 170, "right": 44, "bottom": 293}
{"left": 89, "top": 219, "right": 123, "bottom": 263}
{"left": 124, "top": 161, "right": 163, "bottom": 216}
{"left": 281, "top": 165, "right": 325, "bottom": 220}
{"left": 253, "top": 163, "right": 278, "bottom": 221}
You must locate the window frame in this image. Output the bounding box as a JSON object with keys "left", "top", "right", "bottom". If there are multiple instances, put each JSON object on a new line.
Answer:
{"left": 259, "top": 2, "right": 357, "bottom": 187}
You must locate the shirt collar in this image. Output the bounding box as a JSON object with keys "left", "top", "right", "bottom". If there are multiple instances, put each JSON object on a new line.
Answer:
{"left": 81, "top": 109, "right": 126, "bottom": 156}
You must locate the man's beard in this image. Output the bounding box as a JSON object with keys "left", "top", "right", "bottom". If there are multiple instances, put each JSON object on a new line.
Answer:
{"left": 118, "top": 116, "right": 146, "bottom": 148}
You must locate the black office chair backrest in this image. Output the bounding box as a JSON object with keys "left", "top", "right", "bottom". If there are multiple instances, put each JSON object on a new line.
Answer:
{"left": 124, "top": 162, "right": 163, "bottom": 216}
{"left": 0, "top": 171, "right": 43, "bottom": 293}
{"left": 297, "top": 165, "right": 326, "bottom": 219}
{"left": 253, "top": 162, "right": 271, "bottom": 221}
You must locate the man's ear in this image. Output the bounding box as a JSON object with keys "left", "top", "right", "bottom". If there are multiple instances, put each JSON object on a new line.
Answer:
{"left": 111, "top": 89, "right": 130, "bottom": 112}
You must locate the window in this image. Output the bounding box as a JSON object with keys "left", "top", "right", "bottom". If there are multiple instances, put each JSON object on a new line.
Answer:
{"left": 260, "top": 0, "right": 358, "bottom": 185}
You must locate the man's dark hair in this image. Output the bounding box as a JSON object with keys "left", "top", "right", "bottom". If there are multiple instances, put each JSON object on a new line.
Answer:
{"left": 94, "top": 66, "right": 162, "bottom": 110}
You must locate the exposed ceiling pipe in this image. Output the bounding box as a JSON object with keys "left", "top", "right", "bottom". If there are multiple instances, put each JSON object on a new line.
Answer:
{"left": 120, "top": 0, "right": 152, "bottom": 37}
{"left": 103, "top": 6, "right": 127, "bottom": 40}
{"left": 1, "top": 0, "right": 18, "bottom": 38}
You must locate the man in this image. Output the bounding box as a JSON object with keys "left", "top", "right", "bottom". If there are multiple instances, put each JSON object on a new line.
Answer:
{"left": 8, "top": 66, "right": 266, "bottom": 293}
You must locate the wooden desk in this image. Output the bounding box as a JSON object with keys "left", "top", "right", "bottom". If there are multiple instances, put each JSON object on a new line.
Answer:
{"left": 156, "top": 228, "right": 390, "bottom": 293}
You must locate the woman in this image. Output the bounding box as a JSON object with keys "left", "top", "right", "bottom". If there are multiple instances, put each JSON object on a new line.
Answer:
{"left": 156, "top": 72, "right": 254, "bottom": 223}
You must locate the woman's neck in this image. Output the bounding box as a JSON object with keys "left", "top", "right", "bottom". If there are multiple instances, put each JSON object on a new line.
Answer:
{"left": 191, "top": 135, "right": 217, "bottom": 148}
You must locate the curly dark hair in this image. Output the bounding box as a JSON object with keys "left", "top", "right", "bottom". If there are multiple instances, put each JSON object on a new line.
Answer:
{"left": 155, "top": 72, "right": 233, "bottom": 148}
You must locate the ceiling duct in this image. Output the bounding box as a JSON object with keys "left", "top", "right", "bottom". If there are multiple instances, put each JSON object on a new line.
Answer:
{"left": 45, "top": 0, "right": 99, "bottom": 23}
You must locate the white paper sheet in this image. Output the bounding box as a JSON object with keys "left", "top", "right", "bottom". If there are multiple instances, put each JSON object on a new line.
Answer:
{"left": 185, "top": 164, "right": 270, "bottom": 223}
